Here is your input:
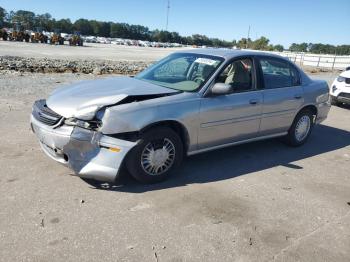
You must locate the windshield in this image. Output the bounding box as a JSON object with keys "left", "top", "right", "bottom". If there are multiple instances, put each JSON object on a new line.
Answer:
{"left": 135, "top": 53, "right": 223, "bottom": 91}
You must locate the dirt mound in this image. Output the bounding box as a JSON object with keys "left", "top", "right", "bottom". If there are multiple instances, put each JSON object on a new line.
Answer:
{"left": 0, "top": 56, "right": 151, "bottom": 75}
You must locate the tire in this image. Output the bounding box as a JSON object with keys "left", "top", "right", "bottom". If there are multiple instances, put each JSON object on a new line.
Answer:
{"left": 126, "top": 127, "right": 183, "bottom": 183}
{"left": 284, "top": 109, "right": 314, "bottom": 147}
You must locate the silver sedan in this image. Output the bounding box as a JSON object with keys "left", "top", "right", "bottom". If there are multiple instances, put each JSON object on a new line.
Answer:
{"left": 30, "top": 49, "right": 330, "bottom": 183}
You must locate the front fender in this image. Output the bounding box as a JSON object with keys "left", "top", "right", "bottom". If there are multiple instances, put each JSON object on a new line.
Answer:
{"left": 99, "top": 96, "right": 201, "bottom": 152}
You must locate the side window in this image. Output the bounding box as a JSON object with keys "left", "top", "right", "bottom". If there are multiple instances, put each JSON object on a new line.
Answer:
{"left": 216, "top": 58, "right": 254, "bottom": 93}
{"left": 290, "top": 66, "right": 301, "bottom": 86}
{"left": 259, "top": 58, "right": 300, "bottom": 89}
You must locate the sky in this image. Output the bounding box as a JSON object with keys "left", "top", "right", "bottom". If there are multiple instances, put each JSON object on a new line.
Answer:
{"left": 1, "top": 0, "right": 349, "bottom": 47}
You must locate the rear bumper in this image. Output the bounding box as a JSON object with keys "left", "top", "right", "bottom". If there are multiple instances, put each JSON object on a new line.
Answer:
{"left": 30, "top": 115, "right": 137, "bottom": 182}
{"left": 331, "top": 94, "right": 350, "bottom": 105}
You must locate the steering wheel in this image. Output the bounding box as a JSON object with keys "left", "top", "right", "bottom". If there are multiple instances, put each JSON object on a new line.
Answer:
{"left": 192, "top": 76, "right": 205, "bottom": 84}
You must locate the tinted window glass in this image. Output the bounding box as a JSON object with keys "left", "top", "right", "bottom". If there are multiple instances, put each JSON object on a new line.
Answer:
{"left": 290, "top": 66, "right": 300, "bottom": 86}
{"left": 216, "top": 58, "right": 254, "bottom": 93}
{"left": 259, "top": 58, "right": 300, "bottom": 89}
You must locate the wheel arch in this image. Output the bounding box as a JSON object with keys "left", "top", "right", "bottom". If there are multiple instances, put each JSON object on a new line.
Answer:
{"left": 296, "top": 104, "right": 318, "bottom": 120}
{"left": 141, "top": 120, "right": 190, "bottom": 153}
{"left": 288, "top": 104, "right": 318, "bottom": 131}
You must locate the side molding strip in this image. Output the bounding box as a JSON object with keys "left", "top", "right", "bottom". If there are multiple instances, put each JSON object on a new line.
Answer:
{"left": 187, "top": 132, "right": 288, "bottom": 156}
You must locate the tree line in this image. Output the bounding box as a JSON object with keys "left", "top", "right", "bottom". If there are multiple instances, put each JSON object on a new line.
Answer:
{"left": 1, "top": 6, "right": 350, "bottom": 55}
{"left": 289, "top": 42, "right": 350, "bottom": 56}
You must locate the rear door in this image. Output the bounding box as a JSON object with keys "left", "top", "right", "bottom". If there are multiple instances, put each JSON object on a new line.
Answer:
{"left": 257, "top": 57, "right": 304, "bottom": 136}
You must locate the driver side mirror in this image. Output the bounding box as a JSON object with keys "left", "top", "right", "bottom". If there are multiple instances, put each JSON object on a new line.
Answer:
{"left": 346, "top": 66, "right": 350, "bottom": 71}
{"left": 211, "top": 83, "right": 233, "bottom": 95}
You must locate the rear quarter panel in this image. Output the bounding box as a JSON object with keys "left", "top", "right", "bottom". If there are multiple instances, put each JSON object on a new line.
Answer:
{"left": 302, "top": 79, "right": 330, "bottom": 123}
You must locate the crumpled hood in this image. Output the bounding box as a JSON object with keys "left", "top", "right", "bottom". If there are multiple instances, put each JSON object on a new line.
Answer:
{"left": 47, "top": 76, "right": 177, "bottom": 120}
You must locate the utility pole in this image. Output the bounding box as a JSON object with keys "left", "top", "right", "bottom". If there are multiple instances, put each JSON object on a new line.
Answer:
{"left": 166, "top": 0, "right": 170, "bottom": 31}
{"left": 246, "top": 25, "right": 251, "bottom": 49}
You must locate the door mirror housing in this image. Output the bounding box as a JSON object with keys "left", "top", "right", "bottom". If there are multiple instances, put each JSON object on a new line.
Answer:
{"left": 211, "top": 83, "right": 232, "bottom": 95}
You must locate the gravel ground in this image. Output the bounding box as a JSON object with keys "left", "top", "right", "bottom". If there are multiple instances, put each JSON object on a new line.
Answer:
{"left": 0, "top": 56, "right": 151, "bottom": 75}
{"left": 0, "top": 41, "right": 187, "bottom": 75}
{"left": 0, "top": 71, "right": 349, "bottom": 262}
{"left": 1, "top": 41, "right": 343, "bottom": 76}
{"left": 0, "top": 41, "right": 184, "bottom": 61}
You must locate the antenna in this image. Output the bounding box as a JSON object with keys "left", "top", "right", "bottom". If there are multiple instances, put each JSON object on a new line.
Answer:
{"left": 246, "top": 25, "right": 251, "bottom": 49}
{"left": 166, "top": 0, "right": 170, "bottom": 31}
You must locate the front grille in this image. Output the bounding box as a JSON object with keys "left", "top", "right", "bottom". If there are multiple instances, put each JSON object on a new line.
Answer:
{"left": 338, "top": 92, "right": 350, "bottom": 99}
{"left": 32, "top": 99, "right": 62, "bottom": 126}
{"left": 345, "top": 78, "right": 350, "bottom": 84}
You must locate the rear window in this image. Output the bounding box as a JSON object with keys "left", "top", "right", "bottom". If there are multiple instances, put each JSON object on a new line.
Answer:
{"left": 259, "top": 58, "right": 300, "bottom": 89}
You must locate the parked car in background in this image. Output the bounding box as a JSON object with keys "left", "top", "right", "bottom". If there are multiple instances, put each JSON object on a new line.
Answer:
{"left": 330, "top": 67, "right": 350, "bottom": 106}
{"left": 30, "top": 49, "right": 330, "bottom": 183}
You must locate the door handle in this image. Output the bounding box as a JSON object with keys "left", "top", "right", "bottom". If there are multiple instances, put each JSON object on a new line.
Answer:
{"left": 249, "top": 99, "right": 259, "bottom": 105}
{"left": 294, "top": 94, "right": 302, "bottom": 99}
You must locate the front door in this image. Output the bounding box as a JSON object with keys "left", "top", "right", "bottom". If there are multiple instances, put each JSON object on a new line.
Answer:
{"left": 198, "top": 57, "right": 263, "bottom": 149}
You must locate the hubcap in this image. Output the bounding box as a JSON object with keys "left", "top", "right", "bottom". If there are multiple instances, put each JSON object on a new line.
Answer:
{"left": 141, "top": 138, "right": 176, "bottom": 176}
{"left": 295, "top": 115, "right": 311, "bottom": 142}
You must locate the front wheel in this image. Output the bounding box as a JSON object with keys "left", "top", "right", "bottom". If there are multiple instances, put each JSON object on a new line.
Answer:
{"left": 126, "top": 127, "right": 183, "bottom": 183}
{"left": 284, "top": 109, "right": 314, "bottom": 147}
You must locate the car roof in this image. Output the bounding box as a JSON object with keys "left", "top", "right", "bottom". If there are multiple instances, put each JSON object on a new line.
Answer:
{"left": 176, "top": 48, "right": 287, "bottom": 60}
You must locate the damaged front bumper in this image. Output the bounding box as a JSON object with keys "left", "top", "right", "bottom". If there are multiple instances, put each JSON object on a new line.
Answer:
{"left": 30, "top": 115, "right": 137, "bottom": 182}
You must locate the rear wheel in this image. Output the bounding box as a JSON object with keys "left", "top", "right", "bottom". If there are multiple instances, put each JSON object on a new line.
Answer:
{"left": 126, "top": 127, "right": 183, "bottom": 183}
{"left": 284, "top": 109, "right": 314, "bottom": 147}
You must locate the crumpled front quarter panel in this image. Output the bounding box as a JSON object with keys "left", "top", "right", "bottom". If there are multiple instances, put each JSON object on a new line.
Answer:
{"left": 100, "top": 93, "right": 201, "bottom": 152}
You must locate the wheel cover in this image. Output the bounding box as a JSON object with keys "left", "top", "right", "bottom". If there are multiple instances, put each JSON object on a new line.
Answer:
{"left": 295, "top": 115, "right": 311, "bottom": 142}
{"left": 141, "top": 138, "right": 176, "bottom": 176}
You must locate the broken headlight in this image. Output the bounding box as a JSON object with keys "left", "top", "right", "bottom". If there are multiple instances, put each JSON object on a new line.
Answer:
{"left": 64, "top": 118, "right": 101, "bottom": 130}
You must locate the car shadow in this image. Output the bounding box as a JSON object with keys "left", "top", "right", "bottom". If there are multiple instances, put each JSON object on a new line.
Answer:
{"left": 336, "top": 103, "right": 350, "bottom": 110}
{"left": 82, "top": 124, "right": 350, "bottom": 192}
